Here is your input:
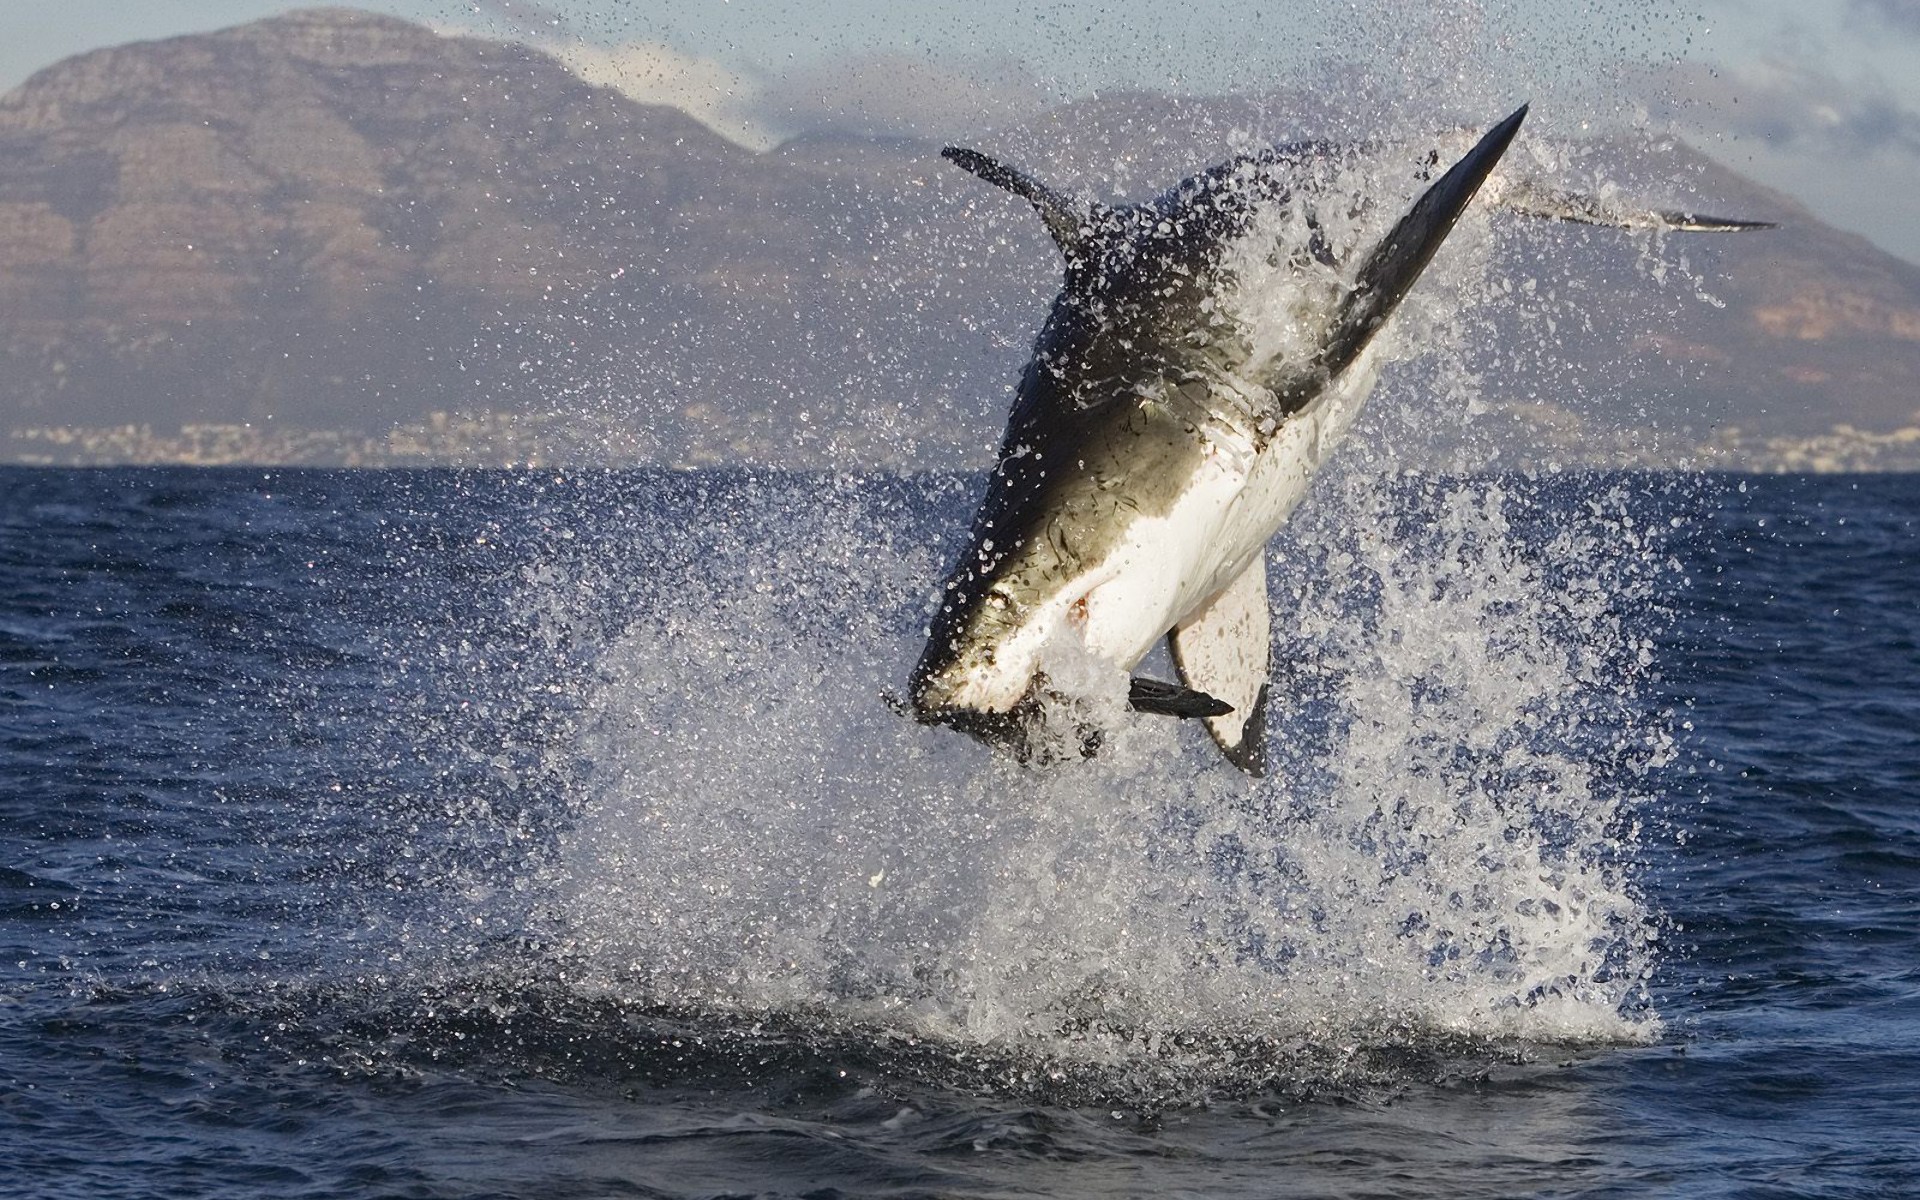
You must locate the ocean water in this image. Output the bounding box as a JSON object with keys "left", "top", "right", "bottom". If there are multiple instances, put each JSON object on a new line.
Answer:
{"left": 1, "top": 464, "right": 1916, "bottom": 1199}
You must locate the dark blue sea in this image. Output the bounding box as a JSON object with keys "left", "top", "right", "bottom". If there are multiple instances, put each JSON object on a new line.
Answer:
{"left": 2, "top": 465, "right": 1916, "bottom": 1198}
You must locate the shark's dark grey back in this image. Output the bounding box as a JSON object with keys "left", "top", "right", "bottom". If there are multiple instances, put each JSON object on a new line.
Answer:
{"left": 945, "top": 105, "right": 1528, "bottom": 417}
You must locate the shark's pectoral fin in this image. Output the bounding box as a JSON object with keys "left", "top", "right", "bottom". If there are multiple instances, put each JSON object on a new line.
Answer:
{"left": 1128, "top": 676, "right": 1234, "bottom": 719}
{"left": 942, "top": 146, "right": 1101, "bottom": 257}
{"left": 1498, "top": 181, "right": 1775, "bottom": 232}
{"left": 1169, "top": 554, "right": 1272, "bottom": 776}
{"left": 1315, "top": 104, "right": 1528, "bottom": 384}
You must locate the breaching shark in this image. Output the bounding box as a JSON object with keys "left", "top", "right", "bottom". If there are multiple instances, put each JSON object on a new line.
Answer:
{"left": 909, "top": 105, "right": 1767, "bottom": 773}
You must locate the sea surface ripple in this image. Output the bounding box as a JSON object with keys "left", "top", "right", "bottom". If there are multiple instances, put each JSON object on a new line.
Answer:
{"left": 1, "top": 467, "right": 1916, "bottom": 1199}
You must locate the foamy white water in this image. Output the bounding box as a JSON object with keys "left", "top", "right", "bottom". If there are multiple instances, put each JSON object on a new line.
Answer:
{"left": 544, "top": 479, "right": 1668, "bottom": 1063}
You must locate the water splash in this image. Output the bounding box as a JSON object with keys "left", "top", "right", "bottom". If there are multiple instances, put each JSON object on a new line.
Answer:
{"left": 494, "top": 112, "right": 1704, "bottom": 1102}
{"left": 533, "top": 467, "right": 1671, "bottom": 1096}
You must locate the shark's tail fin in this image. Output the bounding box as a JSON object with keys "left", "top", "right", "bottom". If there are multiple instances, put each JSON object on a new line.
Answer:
{"left": 942, "top": 146, "right": 1101, "bottom": 258}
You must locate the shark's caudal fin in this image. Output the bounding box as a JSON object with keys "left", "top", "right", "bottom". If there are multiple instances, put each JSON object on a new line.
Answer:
{"left": 1496, "top": 180, "right": 1775, "bottom": 232}
{"left": 1169, "top": 555, "right": 1273, "bottom": 776}
{"left": 941, "top": 146, "right": 1100, "bottom": 257}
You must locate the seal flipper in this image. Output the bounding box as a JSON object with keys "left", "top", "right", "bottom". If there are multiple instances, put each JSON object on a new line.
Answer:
{"left": 1128, "top": 677, "right": 1234, "bottom": 719}
{"left": 1498, "top": 180, "right": 1775, "bottom": 232}
{"left": 1169, "top": 555, "right": 1272, "bottom": 775}
{"left": 942, "top": 146, "right": 1101, "bottom": 258}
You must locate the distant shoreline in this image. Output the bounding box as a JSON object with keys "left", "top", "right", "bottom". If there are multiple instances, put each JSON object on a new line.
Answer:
{"left": 9, "top": 421, "right": 1920, "bottom": 476}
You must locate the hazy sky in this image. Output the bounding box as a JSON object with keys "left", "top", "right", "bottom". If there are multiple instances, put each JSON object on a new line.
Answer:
{"left": 5, "top": 0, "right": 1920, "bottom": 263}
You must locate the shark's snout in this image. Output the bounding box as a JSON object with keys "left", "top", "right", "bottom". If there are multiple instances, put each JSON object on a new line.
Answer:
{"left": 908, "top": 639, "right": 1022, "bottom": 724}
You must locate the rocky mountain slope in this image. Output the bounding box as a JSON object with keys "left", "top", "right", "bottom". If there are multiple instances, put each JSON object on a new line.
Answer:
{"left": 1, "top": 8, "right": 1916, "bottom": 467}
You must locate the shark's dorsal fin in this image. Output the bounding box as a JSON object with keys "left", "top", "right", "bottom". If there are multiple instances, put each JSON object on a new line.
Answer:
{"left": 1169, "top": 554, "right": 1272, "bottom": 775}
{"left": 943, "top": 146, "right": 1099, "bottom": 258}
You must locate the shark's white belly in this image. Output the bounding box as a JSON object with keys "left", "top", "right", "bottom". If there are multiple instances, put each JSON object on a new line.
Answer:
{"left": 1077, "top": 349, "right": 1383, "bottom": 670}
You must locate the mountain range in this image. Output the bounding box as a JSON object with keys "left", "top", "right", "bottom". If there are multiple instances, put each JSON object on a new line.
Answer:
{"left": 1, "top": 7, "right": 1917, "bottom": 468}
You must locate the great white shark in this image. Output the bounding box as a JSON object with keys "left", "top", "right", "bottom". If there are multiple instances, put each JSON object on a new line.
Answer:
{"left": 909, "top": 105, "right": 1767, "bottom": 773}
